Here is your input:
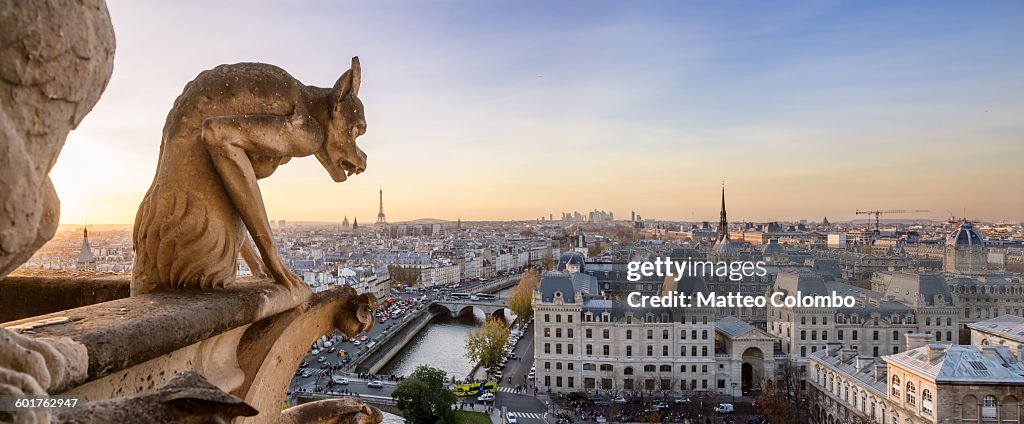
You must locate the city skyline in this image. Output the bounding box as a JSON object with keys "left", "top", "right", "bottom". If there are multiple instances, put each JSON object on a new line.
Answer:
{"left": 51, "top": 1, "right": 1024, "bottom": 224}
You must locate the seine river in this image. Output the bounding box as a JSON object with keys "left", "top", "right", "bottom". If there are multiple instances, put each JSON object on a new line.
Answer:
{"left": 379, "top": 287, "right": 514, "bottom": 379}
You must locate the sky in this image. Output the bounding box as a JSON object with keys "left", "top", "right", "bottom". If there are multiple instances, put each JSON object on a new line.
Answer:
{"left": 53, "top": 1, "right": 1024, "bottom": 225}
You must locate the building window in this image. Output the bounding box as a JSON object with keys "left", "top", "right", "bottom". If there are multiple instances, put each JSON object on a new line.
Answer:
{"left": 603, "top": 345, "right": 609, "bottom": 356}
{"left": 626, "top": 346, "right": 632, "bottom": 357}
{"left": 982, "top": 395, "right": 997, "bottom": 419}
{"left": 891, "top": 375, "right": 900, "bottom": 397}
{"left": 568, "top": 329, "right": 574, "bottom": 338}
{"left": 603, "top": 329, "right": 609, "bottom": 339}
{"left": 568, "top": 344, "right": 574, "bottom": 355}
{"left": 906, "top": 382, "right": 916, "bottom": 405}
{"left": 801, "top": 331, "right": 806, "bottom": 341}
{"left": 691, "top": 346, "right": 697, "bottom": 356}
{"left": 586, "top": 345, "right": 593, "bottom": 355}
{"left": 624, "top": 367, "right": 634, "bottom": 375}
{"left": 556, "top": 315, "right": 561, "bottom": 323}
{"left": 556, "top": 328, "right": 562, "bottom": 338}
{"left": 646, "top": 346, "right": 653, "bottom": 356}
{"left": 626, "top": 330, "right": 632, "bottom": 340}
{"left": 647, "top": 330, "right": 653, "bottom": 339}
{"left": 893, "top": 331, "right": 899, "bottom": 341}
{"left": 644, "top": 365, "right": 656, "bottom": 372}
{"left": 660, "top": 365, "right": 672, "bottom": 372}
{"left": 680, "top": 330, "right": 686, "bottom": 340}
{"left": 873, "top": 331, "right": 879, "bottom": 341}
{"left": 586, "top": 329, "right": 592, "bottom": 338}
{"left": 852, "top": 330, "right": 858, "bottom": 340}
{"left": 838, "top": 330, "right": 844, "bottom": 340}
{"left": 544, "top": 328, "right": 551, "bottom": 337}
{"left": 568, "top": 315, "right": 573, "bottom": 323}
{"left": 663, "top": 330, "right": 669, "bottom": 340}
{"left": 556, "top": 344, "right": 562, "bottom": 354}
{"left": 663, "top": 346, "right": 669, "bottom": 356}
{"left": 702, "top": 330, "right": 708, "bottom": 340}
{"left": 922, "top": 389, "right": 933, "bottom": 415}
{"left": 702, "top": 346, "right": 708, "bottom": 356}
{"left": 544, "top": 314, "right": 550, "bottom": 322}
{"left": 544, "top": 361, "right": 551, "bottom": 369}
{"left": 544, "top": 343, "right": 550, "bottom": 354}
{"left": 556, "top": 362, "right": 562, "bottom": 370}
{"left": 599, "top": 364, "right": 613, "bottom": 372}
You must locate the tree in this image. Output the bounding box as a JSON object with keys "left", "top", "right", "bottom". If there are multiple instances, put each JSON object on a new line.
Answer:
{"left": 758, "top": 361, "right": 807, "bottom": 424}
{"left": 388, "top": 265, "right": 422, "bottom": 287}
{"left": 392, "top": 365, "right": 456, "bottom": 424}
{"left": 541, "top": 252, "right": 555, "bottom": 271}
{"left": 465, "top": 317, "right": 509, "bottom": 371}
{"left": 507, "top": 268, "right": 541, "bottom": 322}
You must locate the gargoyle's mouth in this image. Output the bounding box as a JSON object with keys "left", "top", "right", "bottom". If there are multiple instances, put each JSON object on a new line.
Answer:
{"left": 340, "top": 159, "right": 364, "bottom": 178}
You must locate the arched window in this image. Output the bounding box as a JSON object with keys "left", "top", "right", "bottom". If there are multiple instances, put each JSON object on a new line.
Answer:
{"left": 644, "top": 364, "right": 656, "bottom": 372}
{"left": 624, "top": 367, "right": 634, "bottom": 375}
{"left": 906, "top": 382, "right": 916, "bottom": 405}
{"left": 599, "top": 364, "right": 613, "bottom": 372}
{"left": 922, "top": 389, "right": 933, "bottom": 414}
{"left": 891, "top": 375, "right": 900, "bottom": 397}
{"left": 982, "top": 395, "right": 997, "bottom": 419}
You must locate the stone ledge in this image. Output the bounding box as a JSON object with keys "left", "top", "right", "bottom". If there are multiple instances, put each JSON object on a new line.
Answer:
{"left": 2, "top": 280, "right": 304, "bottom": 383}
{"left": 0, "top": 275, "right": 131, "bottom": 322}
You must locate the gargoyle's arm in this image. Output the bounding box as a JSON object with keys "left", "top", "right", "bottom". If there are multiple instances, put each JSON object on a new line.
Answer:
{"left": 201, "top": 112, "right": 323, "bottom": 289}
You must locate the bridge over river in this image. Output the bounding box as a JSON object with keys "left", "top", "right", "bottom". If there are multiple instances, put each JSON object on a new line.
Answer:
{"left": 428, "top": 297, "right": 513, "bottom": 321}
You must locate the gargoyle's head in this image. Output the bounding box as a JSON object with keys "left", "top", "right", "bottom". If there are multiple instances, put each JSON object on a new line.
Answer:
{"left": 333, "top": 285, "right": 378, "bottom": 337}
{"left": 316, "top": 56, "right": 367, "bottom": 183}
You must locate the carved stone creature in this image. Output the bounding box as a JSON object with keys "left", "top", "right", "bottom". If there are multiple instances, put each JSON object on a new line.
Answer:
{"left": 0, "top": 0, "right": 115, "bottom": 278}
{"left": 279, "top": 398, "right": 383, "bottom": 424}
{"left": 54, "top": 370, "right": 257, "bottom": 424}
{"left": 131, "top": 58, "right": 368, "bottom": 295}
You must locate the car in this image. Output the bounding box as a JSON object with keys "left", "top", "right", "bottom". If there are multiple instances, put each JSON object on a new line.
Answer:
{"left": 714, "top": 403, "right": 735, "bottom": 414}
{"left": 352, "top": 340, "right": 362, "bottom": 346}
{"left": 509, "top": 353, "right": 518, "bottom": 359}
{"left": 611, "top": 396, "right": 627, "bottom": 404}
{"left": 300, "top": 361, "right": 309, "bottom": 368}
{"left": 317, "top": 356, "right": 326, "bottom": 363}
{"left": 673, "top": 395, "right": 691, "bottom": 404}
{"left": 331, "top": 375, "right": 349, "bottom": 385}
{"left": 653, "top": 401, "right": 669, "bottom": 410}
{"left": 506, "top": 412, "right": 518, "bottom": 424}
{"left": 589, "top": 395, "right": 610, "bottom": 406}
{"left": 367, "top": 380, "right": 383, "bottom": 388}
{"left": 360, "top": 335, "right": 369, "bottom": 342}
{"left": 311, "top": 349, "right": 320, "bottom": 355}
{"left": 320, "top": 363, "right": 329, "bottom": 369}
{"left": 477, "top": 393, "right": 495, "bottom": 402}
{"left": 301, "top": 370, "right": 312, "bottom": 378}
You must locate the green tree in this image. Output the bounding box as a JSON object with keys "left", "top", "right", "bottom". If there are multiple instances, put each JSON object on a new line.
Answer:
{"left": 507, "top": 268, "right": 541, "bottom": 322}
{"left": 465, "top": 317, "right": 510, "bottom": 371}
{"left": 392, "top": 365, "right": 456, "bottom": 424}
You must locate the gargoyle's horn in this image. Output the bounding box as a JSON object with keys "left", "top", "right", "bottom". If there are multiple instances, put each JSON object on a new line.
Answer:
{"left": 350, "top": 56, "right": 361, "bottom": 97}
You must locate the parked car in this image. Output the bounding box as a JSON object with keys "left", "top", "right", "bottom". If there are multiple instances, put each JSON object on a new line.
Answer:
{"left": 477, "top": 393, "right": 495, "bottom": 402}
{"left": 673, "top": 395, "right": 691, "bottom": 404}
{"left": 714, "top": 403, "right": 735, "bottom": 414}
{"left": 611, "top": 396, "right": 627, "bottom": 404}
{"left": 653, "top": 400, "right": 669, "bottom": 410}
{"left": 367, "top": 380, "right": 383, "bottom": 388}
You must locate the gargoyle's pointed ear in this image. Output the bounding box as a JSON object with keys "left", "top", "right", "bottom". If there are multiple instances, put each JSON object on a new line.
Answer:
{"left": 333, "top": 56, "right": 361, "bottom": 100}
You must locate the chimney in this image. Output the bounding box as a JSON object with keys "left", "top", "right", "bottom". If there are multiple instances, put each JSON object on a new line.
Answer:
{"left": 905, "top": 333, "right": 934, "bottom": 351}
{"left": 840, "top": 348, "right": 857, "bottom": 363}
{"left": 926, "top": 344, "right": 947, "bottom": 362}
{"left": 856, "top": 356, "right": 875, "bottom": 371}
{"left": 874, "top": 363, "right": 888, "bottom": 382}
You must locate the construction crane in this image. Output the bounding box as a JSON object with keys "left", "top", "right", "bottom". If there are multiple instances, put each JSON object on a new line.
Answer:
{"left": 855, "top": 209, "right": 929, "bottom": 231}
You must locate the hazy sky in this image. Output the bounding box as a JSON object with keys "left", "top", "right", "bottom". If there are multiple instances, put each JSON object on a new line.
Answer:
{"left": 54, "top": 1, "right": 1024, "bottom": 224}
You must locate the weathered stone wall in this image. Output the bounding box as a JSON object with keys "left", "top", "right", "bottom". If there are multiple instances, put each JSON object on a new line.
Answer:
{"left": 0, "top": 275, "right": 129, "bottom": 322}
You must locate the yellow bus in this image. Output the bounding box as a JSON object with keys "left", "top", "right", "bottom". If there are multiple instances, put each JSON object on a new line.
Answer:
{"left": 452, "top": 381, "right": 497, "bottom": 397}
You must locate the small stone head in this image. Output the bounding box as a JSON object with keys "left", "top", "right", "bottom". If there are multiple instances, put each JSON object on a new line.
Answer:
{"left": 315, "top": 56, "right": 367, "bottom": 183}
{"left": 333, "top": 286, "right": 378, "bottom": 337}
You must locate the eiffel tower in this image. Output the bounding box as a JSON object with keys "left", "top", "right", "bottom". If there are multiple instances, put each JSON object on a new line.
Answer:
{"left": 376, "top": 188, "right": 387, "bottom": 226}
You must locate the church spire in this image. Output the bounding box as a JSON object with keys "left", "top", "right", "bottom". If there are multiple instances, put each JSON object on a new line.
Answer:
{"left": 717, "top": 183, "right": 729, "bottom": 242}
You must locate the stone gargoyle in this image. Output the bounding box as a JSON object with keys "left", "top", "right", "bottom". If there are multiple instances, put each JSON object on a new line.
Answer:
{"left": 131, "top": 58, "right": 368, "bottom": 296}
{"left": 279, "top": 397, "right": 383, "bottom": 424}
{"left": 54, "top": 370, "right": 257, "bottom": 424}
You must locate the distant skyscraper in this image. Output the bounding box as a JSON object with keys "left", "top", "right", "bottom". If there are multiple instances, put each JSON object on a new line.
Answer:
{"left": 77, "top": 227, "right": 96, "bottom": 271}
{"left": 376, "top": 189, "right": 387, "bottom": 226}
